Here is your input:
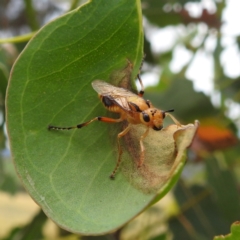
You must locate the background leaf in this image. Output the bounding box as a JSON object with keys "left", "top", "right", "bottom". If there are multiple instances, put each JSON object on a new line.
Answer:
{"left": 214, "top": 222, "right": 240, "bottom": 240}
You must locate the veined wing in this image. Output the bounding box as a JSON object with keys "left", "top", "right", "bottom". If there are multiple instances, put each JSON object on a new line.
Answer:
{"left": 92, "top": 80, "right": 137, "bottom": 97}
{"left": 92, "top": 80, "right": 140, "bottom": 112}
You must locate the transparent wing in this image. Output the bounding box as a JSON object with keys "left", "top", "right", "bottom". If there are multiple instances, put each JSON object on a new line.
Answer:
{"left": 92, "top": 80, "right": 136, "bottom": 97}
{"left": 92, "top": 80, "right": 140, "bottom": 112}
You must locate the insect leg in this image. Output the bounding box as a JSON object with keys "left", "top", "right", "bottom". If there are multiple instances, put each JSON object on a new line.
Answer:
{"left": 138, "top": 127, "right": 150, "bottom": 167}
{"left": 137, "top": 54, "right": 146, "bottom": 97}
{"left": 165, "top": 113, "right": 182, "bottom": 127}
{"left": 110, "top": 124, "right": 131, "bottom": 179}
{"left": 48, "top": 117, "right": 123, "bottom": 131}
{"left": 137, "top": 74, "right": 144, "bottom": 97}
{"left": 139, "top": 53, "right": 146, "bottom": 72}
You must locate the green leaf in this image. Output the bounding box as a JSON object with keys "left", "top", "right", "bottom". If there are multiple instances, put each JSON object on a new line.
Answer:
{"left": 221, "top": 77, "right": 240, "bottom": 103}
{"left": 170, "top": 184, "right": 233, "bottom": 239}
{"left": 6, "top": 0, "right": 197, "bottom": 235}
{"left": 206, "top": 155, "right": 240, "bottom": 222}
{"left": 214, "top": 222, "right": 240, "bottom": 240}
{"left": 142, "top": 0, "right": 182, "bottom": 27}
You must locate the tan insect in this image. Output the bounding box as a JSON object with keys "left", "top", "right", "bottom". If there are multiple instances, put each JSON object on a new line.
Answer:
{"left": 48, "top": 64, "right": 181, "bottom": 179}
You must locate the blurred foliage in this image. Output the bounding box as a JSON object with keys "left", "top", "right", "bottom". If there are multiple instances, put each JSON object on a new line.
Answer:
{"left": 3, "top": 210, "right": 46, "bottom": 240}
{"left": 214, "top": 221, "right": 240, "bottom": 240}
{"left": 0, "top": 0, "right": 240, "bottom": 239}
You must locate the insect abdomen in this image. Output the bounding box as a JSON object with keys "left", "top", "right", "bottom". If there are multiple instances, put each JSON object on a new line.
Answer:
{"left": 101, "top": 95, "right": 121, "bottom": 113}
{"left": 102, "top": 95, "right": 113, "bottom": 107}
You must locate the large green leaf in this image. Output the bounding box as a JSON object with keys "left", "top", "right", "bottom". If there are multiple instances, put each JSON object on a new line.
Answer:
{"left": 206, "top": 155, "right": 240, "bottom": 222}
{"left": 170, "top": 183, "right": 234, "bottom": 239}
{"left": 6, "top": 0, "right": 197, "bottom": 235}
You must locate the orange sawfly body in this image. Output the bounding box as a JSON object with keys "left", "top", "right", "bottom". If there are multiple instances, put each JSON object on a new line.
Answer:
{"left": 48, "top": 61, "right": 181, "bottom": 178}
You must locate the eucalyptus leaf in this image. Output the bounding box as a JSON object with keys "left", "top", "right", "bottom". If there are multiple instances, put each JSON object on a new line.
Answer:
{"left": 6, "top": 0, "right": 197, "bottom": 235}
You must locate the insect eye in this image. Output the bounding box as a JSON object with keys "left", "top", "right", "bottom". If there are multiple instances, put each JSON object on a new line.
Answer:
{"left": 142, "top": 112, "right": 150, "bottom": 122}
{"left": 162, "top": 112, "right": 166, "bottom": 119}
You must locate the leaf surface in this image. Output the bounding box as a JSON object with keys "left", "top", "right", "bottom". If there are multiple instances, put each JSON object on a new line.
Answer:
{"left": 6, "top": 0, "right": 197, "bottom": 234}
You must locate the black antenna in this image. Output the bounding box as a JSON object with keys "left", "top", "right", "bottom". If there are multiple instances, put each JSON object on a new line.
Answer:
{"left": 164, "top": 109, "right": 174, "bottom": 113}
